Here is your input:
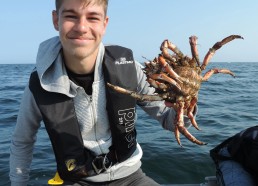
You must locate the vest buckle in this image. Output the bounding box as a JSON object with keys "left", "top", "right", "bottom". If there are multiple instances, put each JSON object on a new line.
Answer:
{"left": 92, "top": 154, "right": 112, "bottom": 174}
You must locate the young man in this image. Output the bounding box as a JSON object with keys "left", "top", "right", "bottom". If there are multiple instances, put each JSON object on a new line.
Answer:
{"left": 9, "top": 0, "right": 194, "bottom": 185}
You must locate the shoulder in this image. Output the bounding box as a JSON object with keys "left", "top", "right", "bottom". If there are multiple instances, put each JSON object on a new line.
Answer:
{"left": 104, "top": 44, "right": 133, "bottom": 59}
{"left": 37, "top": 36, "right": 61, "bottom": 58}
{"left": 36, "top": 36, "right": 62, "bottom": 69}
{"left": 105, "top": 44, "right": 132, "bottom": 52}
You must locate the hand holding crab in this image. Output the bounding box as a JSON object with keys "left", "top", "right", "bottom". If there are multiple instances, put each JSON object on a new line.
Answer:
{"left": 108, "top": 35, "right": 243, "bottom": 146}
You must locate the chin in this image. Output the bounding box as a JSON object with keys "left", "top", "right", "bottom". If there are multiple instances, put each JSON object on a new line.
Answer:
{"left": 64, "top": 44, "right": 98, "bottom": 59}
{"left": 73, "top": 50, "right": 92, "bottom": 59}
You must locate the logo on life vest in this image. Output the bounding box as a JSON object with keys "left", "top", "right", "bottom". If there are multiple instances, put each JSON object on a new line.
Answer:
{"left": 115, "top": 57, "right": 134, "bottom": 65}
{"left": 65, "top": 159, "right": 77, "bottom": 171}
{"left": 118, "top": 108, "right": 136, "bottom": 148}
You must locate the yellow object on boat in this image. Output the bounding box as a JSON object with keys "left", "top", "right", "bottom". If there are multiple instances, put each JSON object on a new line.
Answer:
{"left": 48, "top": 172, "right": 64, "bottom": 185}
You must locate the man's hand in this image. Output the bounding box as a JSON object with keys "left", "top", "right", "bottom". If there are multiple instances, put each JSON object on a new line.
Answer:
{"left": 164, "top": 101, "right": 174, "bottom": 108}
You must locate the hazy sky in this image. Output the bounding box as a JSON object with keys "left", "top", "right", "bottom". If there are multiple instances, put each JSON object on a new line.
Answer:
{"left": 1, "top": 0, "right": 257, "bottom": 64}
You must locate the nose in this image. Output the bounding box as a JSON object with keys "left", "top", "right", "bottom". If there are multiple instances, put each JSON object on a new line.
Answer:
{"left": 74, "top": 18, "right": 89, "bottom": 33}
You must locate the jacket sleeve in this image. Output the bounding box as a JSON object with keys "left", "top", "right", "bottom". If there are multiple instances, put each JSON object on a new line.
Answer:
{"left": 9, "top": 85, "right": 42, "bottom": 186}
{"left": 134, "top": 61, "right": 196, "bottom": 131}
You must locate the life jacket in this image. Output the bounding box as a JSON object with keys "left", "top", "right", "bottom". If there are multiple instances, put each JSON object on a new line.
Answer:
{"left": 29, "top": 45, "right": 138, "bottom": 180}
{"left": 210, "top": 126, "right": 258, "bottom": 185}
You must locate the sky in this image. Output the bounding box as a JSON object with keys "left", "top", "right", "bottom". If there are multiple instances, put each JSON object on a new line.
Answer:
{"left": 0, "top": 0, "right": 258, "bottom": 64}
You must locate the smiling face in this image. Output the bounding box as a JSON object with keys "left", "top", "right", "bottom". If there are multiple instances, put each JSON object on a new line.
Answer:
{"left": 52, "top": 0, "right": 109, "bottom": 73}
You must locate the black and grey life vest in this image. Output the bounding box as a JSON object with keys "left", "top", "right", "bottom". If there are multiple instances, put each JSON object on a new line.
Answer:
{"left": 29, "top": 45, "right": 138, "bottom": 180}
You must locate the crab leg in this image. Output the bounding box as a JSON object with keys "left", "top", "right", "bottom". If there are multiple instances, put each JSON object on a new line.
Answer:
{"left": 201, "top": 35, "right": 244, "bottom": 70}
{"left": 174, "top": 102, "right": 185, "bottom": 146}
{"left": 147, "top": 77, "right": 168, "bottom": 91}
{"left": 107, "top": 83, "right": 164, "bottom": 101}
{"left": 187, "top": 97, "right": 200, "bottom": 130}
{"left": 174, "top": 102, "right": 207, "bottom": 146}
{"left": 149, "top": 73, "right": 182, "bottom": 91}
{"left": 174, "top": 125, "right": 181, "bottom": 147}
{"left": 202, "top": 68, "right": 235, "bottom": 81}
{"left": 161, "top": 39, "right": 184, "bottom": 59}
{"left": 189, "top": 36, "right": 200, "bottom": 66}
{"left": 158, "top": 55, "right": 183, "bottom": 84}
{"left": 177, "top": 125, "right": 207, "bottom": 146}
{"left": 143, "top": 58, "right": 159, "bottom": 72}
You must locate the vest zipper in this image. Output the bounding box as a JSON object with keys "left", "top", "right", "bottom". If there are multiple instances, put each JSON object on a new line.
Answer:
{"left": 87, "top": 95, "right": 95, "bottom": 124}
{"left": 88, "top": 94, "right": 105, "bottom": 154}
{"left": 89, "top": 95, "right": 93, "bottom": 102}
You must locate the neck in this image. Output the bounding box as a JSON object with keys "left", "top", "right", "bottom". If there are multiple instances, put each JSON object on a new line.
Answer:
{"left": 63, "top": 51, "right": 97, "bottom": 75}
{"left": 65, "top": 58, "right": 95, "bottom": 74}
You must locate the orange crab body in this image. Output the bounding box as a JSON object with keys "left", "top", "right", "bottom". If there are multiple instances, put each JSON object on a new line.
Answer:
{"left": 163, "top": 66, "right": 202, "bottom": 97}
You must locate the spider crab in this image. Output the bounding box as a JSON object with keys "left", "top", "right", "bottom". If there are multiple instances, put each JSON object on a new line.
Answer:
{"left": 107, "top": 35, "right": 243, "bottom": 146}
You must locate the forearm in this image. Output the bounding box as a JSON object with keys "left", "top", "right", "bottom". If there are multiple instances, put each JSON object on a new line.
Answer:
{"left": 9, "top": 86, "right": 42, "bottom": 185}
{"left": 9, "top": 144, "right": 33, "bottom": 186}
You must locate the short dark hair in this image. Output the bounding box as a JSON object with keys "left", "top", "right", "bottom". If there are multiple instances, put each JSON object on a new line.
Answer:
{"left": 55, "top": 0, "right": 109, "bottom": 15}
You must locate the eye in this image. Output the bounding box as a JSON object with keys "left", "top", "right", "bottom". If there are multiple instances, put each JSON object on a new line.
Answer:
{"left": 88, "top": 16, "right": 100, "bottom": 21}
{"left": 65, "top": 15, "right": 77, "bottom": 19}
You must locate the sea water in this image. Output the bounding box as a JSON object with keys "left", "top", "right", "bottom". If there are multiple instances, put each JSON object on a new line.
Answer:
{"left": 1, "top": 62, "right": 258, "bottom": 185}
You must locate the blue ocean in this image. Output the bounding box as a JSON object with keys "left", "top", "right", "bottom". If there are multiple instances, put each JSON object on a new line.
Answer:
{"left": 1, "top": 63, "right": 258, "bottom": 185}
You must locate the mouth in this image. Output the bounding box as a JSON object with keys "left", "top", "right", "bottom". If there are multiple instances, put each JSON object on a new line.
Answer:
{"left": 68, "top": 36, "right": 95, "bottom": 45}
{"left": 69, "top": 36, "right": 94, "bottom": 40}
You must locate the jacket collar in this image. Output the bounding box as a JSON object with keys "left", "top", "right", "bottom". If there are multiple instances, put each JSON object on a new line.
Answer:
{"left": 35, "top": 36, "right": 105, "bottom": 97}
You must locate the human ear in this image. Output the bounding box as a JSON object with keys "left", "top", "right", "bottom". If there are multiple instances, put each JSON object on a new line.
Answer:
{"left": 52, "top": 10, "right": 59, "bottom": 31}
{"left": 102, "top": 16, "right": 109, "bottom": 35}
